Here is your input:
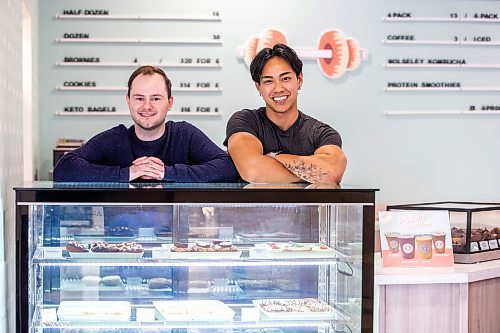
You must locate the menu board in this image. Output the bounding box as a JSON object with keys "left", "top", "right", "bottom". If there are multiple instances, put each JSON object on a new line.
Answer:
{"left": 51, "top": 4, "right": 223, "bottom": 117}
{"left": 382, "top": 5, "right": 500, "bottom": 115}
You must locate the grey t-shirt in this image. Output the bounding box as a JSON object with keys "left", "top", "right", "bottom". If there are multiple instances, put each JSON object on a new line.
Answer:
{"left": 224, "top": 107, "right": 342, "bottom": 155}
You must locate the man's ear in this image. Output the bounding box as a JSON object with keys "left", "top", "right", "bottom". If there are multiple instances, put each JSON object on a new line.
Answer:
{"left": 255, "top": 82, "right": 262, "bottom": 95}
{"left": 125, "top": 94, "right": 130, "bottom": 106}
{"left": 166, "top": 96, "right": 174, "bottom": 111}
{"left": 298, "top": 73, "right": 303, "bottom": 90}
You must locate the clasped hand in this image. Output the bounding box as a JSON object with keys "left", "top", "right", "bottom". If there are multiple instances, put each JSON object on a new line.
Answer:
{"left": 129, "top": 156, "right": 165, "bottom": 181}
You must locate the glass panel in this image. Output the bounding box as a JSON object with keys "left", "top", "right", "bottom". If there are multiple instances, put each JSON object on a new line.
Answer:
{"left": 332, "top": 205, "right": 363, "bottom": 333}
{"left": 451, "top": 210, "right": 500, "bottom": 254}
{"left": 29, "top": 203, "right": 365, "bottom": 333}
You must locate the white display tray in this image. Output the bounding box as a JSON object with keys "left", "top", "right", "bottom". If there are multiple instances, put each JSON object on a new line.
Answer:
{"left": 252, "top": 299, "right": 336, "bottom": 320}
{"left": 254, "top": 242, "right": 336, "bottom": 258}
{"left": 154, "top": 300, "right": 235, "bottom": 321}
{"left": 67, "top": 251, "right": 144, "bottom": 259}
{"left": 57, "top": 301, "right": 131, "bottom": 322}
{"left": 162, "top": 244, "right": 242, "bottom": 259}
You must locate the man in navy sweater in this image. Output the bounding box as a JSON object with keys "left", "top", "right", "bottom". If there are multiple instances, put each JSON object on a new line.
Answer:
{"left": 53, "top": 66, "right": 238, "bottom": 182}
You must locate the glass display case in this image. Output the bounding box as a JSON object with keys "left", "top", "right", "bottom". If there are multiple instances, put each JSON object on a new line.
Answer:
{"left": 16, "top": 182, "right": 377, "bottom": 333}
{"left": 387, "top": 202, "right": 500, "bottom": 264}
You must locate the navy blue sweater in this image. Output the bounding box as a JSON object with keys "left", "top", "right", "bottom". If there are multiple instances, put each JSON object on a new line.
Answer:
{"left": 53, "top": 122, "right": 238, "bottom": 182}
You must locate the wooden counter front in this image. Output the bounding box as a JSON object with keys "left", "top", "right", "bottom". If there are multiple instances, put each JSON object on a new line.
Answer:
{"left": 375, "top": 255, "right": 500, "bottom": 333}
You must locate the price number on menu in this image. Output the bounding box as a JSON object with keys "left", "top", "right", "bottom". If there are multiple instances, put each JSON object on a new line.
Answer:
{"left": 213, "top": 34, "right": 221, "bottom": 40}
{"left": 180, "top": 82, "right": 191, "bottom": 88}
{"left": 212, "top": 11, "right": 220, "bottom": 17}
{"left": 450, "top": 13, "right": 470, "bottom": 19}
{"left": 453, "top": 36, "right": 491, "bottom": 42}
{"left": 451, "top": 12, "right": 499, "bottom": 19}
{"left": 181, "top": 58, "right": 219, "bottom": 65}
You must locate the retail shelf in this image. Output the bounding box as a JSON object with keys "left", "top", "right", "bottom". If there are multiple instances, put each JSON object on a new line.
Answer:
{"left": 55, "top": 38, "right": 222, "bottom": 44}
{"left": 383, "top": 110, "right": 500, "bottom": 116}
{"left": 54, "top": 111, "right": 221, "bottom": 117}
{"left": 55, "top": 86, "right": 222, "bottom": 92}
{"left": 383, "top": 17, "right": 500, "bottom": 23}
{"left": 384, "top": 86, "right": 500, "bottom": 92}
{"left": 54, "top": 62, "right": 222, "bottom": 68}
{"left": 54, "top": 14, "right": 221, "bottom": 21}
{"left": 384, "top": 63, "right": 500, "bottom": 69}
{"left": 383, "top": 40, "right": 500, "bottom": 46}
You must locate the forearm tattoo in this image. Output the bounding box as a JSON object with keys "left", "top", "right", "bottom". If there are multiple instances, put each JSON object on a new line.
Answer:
{"left": 284, "top": 161, "right": 329, "bottom": 183}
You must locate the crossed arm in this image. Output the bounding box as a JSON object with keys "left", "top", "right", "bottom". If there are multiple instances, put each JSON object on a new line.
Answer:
{"left": 227, "top": 132, "right": 347, "bottom": 184}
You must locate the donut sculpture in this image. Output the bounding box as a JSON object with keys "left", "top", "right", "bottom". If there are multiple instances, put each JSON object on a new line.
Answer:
{"left": 317, "top": 29, "right": 349, "bottom": 79}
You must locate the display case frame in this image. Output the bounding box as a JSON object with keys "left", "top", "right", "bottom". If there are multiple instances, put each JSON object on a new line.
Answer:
{"left": 15, "top": 181, "right": 377, "bottom": 333}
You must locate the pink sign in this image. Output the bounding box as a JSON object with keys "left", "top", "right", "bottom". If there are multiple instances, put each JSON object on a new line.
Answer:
{"left": 378, "top": 211, "right": 454, "bottom": 267}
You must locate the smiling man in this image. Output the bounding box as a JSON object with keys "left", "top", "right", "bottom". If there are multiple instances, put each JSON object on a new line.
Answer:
{"left": 225, "top": 44, "right": 347, "bottom": 184}
{"left": 54, "top": 66, "right": 238, "bottom": 182}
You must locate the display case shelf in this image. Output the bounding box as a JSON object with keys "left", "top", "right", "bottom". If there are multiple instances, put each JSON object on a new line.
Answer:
{"left": 33, "top": 247, "right": 354, "bottom": 267}
{"left": 32, "top": 304, "right": 347, "bottom": 329}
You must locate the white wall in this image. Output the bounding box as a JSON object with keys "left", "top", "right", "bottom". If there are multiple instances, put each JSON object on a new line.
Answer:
{"left": 38, "top": 0, "right": 500, "bottom": 204}
{"left": 0, "top": 0, "right": 38, "bottom": 331}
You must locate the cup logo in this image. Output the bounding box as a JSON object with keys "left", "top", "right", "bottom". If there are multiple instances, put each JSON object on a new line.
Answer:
{"left": 435, "top": 240, "right": 444, "bottom": 249}
{"left": 402, "top": 243, "right": 414, "bottom": 254}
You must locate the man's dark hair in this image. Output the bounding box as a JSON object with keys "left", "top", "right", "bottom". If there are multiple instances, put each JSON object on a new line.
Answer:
{"left": 127, "top": 65, "right": 172, "bottom": 98}
{"left": 249, "top": 44, "right": 303, "bottom": 83}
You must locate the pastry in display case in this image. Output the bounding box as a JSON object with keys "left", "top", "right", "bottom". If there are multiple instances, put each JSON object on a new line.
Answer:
{"left": 387, "top": 202, "right": 500, "bottom": 263}
{"left": 15, "top": 182, "right": 377, "bottom": 332}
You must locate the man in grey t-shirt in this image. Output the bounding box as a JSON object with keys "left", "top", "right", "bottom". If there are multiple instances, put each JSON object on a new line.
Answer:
{"left": 224, "top": 44, "right": 347, "bottom": 184}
